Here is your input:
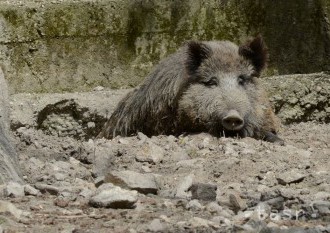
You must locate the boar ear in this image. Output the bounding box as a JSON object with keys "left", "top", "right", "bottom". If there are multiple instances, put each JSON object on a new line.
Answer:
{"left": 239, "top": 35, "right": 268, "bottom": 75}
{"left": 186, "top": 41, "right": 211, "bottom": 75}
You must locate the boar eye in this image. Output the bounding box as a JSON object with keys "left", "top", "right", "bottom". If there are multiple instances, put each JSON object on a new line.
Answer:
{"left": 202, "top": 77, "right": 218, "bottom": 87}
{"left": 238, "top": 74, "right": 250, "bottom": 86}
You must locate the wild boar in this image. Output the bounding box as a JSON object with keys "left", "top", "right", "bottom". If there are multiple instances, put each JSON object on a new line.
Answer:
{"left": 98, "top": 36, "right": 283, "bottom": 144}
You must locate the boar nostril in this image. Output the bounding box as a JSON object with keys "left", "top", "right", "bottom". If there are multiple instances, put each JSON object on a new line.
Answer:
{"left": 222, "top": 110, "right": 244, "bottom": 131}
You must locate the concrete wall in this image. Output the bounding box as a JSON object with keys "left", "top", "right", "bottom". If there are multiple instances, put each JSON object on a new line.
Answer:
{"left": 1, "top": 0, "right": 330, "bottom": 93}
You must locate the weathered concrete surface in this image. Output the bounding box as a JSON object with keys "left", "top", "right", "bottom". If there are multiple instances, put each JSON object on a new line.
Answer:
{"left": 10, "top": 73, "right": 330, "bottom": 139}
{"left": 1, "top": 0, "right": 330, "bottom": 93}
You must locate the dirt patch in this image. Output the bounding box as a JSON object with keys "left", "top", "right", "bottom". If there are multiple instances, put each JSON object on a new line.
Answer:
{"left": 0, "top": 120, "right": 327, "bottom": 232}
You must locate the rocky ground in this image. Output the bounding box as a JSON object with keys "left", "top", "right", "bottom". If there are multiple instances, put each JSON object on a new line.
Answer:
{"left": 0, "top": 89, "right": 329, "bottom": 233}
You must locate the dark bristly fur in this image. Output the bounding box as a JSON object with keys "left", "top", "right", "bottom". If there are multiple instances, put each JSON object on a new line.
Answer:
{"left": 238, "top": 35, "right": 268, "bottom": 75}
{"left": 98, "top": 36, "right": 284, "bottom": 145}
{"left": 186, "top": 41, "right": 212, "bottom": 76}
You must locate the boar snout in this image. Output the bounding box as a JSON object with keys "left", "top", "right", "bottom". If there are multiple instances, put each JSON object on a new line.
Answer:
{"left": 222, "top": 110, "right": 244, "bottom": 131}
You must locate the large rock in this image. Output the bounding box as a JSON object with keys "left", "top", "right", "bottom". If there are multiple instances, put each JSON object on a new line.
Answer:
{"left": 0, "top": 68, "right": 22, "bottom": 184}
{"left": 89, "top": 185, "right": 138, "bottom": 209}
{"left": 276, "top": 169, "right": 306, "bottom": 185}
{"left": 1, "top": 0, "right": 330, "bottom": 93}
{"left": 190, "top": 183, "right": 217, "bottom": 201}
{"left": 4, "top": 181, "right": 25, "bottom": 198}
{"left": 0, "top": 200, "right": 24, "bottom": 219}
{"left": 105, "top": 170, "right": 159, "bottom": 195}
{"left": 175, "top": 174, "right": 194, "bottom": 199}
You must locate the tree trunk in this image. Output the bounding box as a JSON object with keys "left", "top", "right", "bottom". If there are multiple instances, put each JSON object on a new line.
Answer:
{"left": 0, "top": 67, "right": 22, "bottom": 184}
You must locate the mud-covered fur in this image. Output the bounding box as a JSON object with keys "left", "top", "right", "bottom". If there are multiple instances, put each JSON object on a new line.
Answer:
{"left": 98, "top": 36, "right": 283, "bottom": 144}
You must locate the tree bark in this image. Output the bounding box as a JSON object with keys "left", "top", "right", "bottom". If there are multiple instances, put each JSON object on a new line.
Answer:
{"left": 0, "top": 67, "right": 22, "bottom": 184}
